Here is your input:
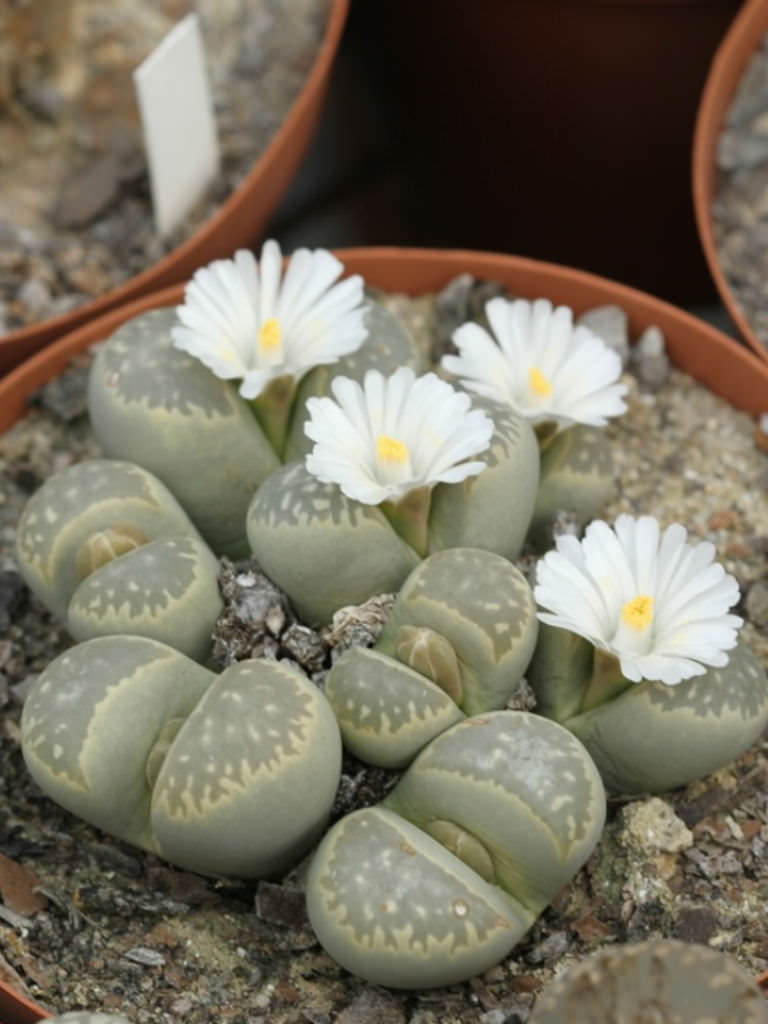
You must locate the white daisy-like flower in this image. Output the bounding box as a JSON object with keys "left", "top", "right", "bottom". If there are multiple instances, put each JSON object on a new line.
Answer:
{"left": 303, "top": 367, "right": 494, "bottom": 505}
{"left": 534, "top": 515, "right": 743, "bottom": 686}
{"left": 442, "top": 296, "right": 628, "bottom": 429}
{"left": 172, "top": 240, "right": 368, "bottom": 399}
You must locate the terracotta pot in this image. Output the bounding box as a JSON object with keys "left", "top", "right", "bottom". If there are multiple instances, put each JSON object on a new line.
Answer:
{"left": 0, "top": 980, "right": 50, "bottom": 1023}
{"left": 344, "top": 0, "right": 741, "bottom": 305}
{"left": 0, "top": 0, "right": 348, "bottom": 378}
{"left": 693, "top": 0, "right": 768, "bottom": 363}
{"left": 0, "top": 246, "right": 766, "bottom": 436}
{"left": 0, "top": 244, "right": 767, "bottom": 1017}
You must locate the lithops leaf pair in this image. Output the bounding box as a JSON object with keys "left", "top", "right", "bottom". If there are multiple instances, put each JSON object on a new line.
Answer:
{"left": 531, "top": 939, "right": 768, "bottom": 1023}
{"left": 324, "top": 548, "right": 539, "bottom": 768}
{"left": 88, "top": 301, "right": 420, "bottom": 559}
{"left": 440, "top": 296, "right": 628, "bottom": 551}
{"left": 306, "top": 711, "right": 606, "bottom": 988}
{"left": 529, "top": 626, "right": 768, "bottom": 793}
{"left": 21, "top": 635, "right": 342, "bottom": 878}
{"left": 15, "top": 459, "right": 222, "bottom": 662}
{"left": 529, "top": 515, "right": 768, "bottom": 793}
{"left": 247, "top": 397, "right": 540, "bottom": 625}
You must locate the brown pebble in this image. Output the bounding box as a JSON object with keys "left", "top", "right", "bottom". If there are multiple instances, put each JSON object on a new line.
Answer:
{"left": 725, "top": 540, "right": 751, "bottom": 559}
{"left": 0, "top": 850, "right": 46, "bottom": 914}
{"left": 255, "top": 881, "right": 309, "bottom": 929}
{"left": 510, "top": 974, "right": 543, "bottom": 993}
{"left": 708, "top": 508, "right": 735, "bottom": 530}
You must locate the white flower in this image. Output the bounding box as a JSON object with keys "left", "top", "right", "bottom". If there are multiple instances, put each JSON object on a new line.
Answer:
{"left": 172, "top": 240, "right": 368, "bottom": 399}
{"left": 303, "top": 367, "right": 494, "bottom": 504}
{"left": 534, "top": 515, "right": 743, "bottom": 685}
{"left": 442, "top": 296, "right": 628, "bottom": 429}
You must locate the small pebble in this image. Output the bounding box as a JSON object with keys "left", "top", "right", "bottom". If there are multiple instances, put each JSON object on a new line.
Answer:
{"left": 578, "top": 304, "right": 630, "bottom": 367}
{"left": 122, "top": 947, "right": 165, "bottom": 967}
{"left": 527, "top": 931, "right": 569, "bottom": 964}
{"left": 630, "top": 325, "right": 670, "bottom": 391}
{"left": 622, "top": 797, "right": 693, "bottom": 854}
{"left": 745, "top": 580, "right": 768, "bottom": 629}
{"left": 479, "top": 1011, "right": 506, "bottom": 1024}
{"left": 16, "top": 278, "right": 52, "bottom": 316}
{"left": 255, "top": 882, "right": 309, "bottom": 929}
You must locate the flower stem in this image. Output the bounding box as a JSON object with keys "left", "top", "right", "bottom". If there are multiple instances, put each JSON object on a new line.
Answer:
{"left": 579, "top": 647, "right": 633, "bottom": 713}
{"left": 534, "top": 420, "right": 560, "bottom": 452}
{"left": 250, "top": 375, "right": 296, "bottom": 458}
{"left": 382, "top": 486, "right": 432, "bottom": 557}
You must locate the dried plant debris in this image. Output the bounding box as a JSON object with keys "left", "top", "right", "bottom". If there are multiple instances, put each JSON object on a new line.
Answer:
{"left": 0, "top": 287, "right": 767, "bottom": 1020}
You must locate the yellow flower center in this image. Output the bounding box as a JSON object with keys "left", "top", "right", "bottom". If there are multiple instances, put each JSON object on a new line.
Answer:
{"left": 258, "top": 317, "right": 282, "bottom": 353}
{"left": 528, "top": 366, "right": 552, "bottom": 397}
{"left": 621, "top": 594, "right": 654, "bottom": 630}
{"left": 377, "top": 434, "right": 409, "bottom": 464}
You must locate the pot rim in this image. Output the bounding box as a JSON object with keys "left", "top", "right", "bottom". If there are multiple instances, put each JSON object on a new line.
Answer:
{"left": 0, "top": 245, "right": 766, "bottom": 436}
{"left": 692, "top": 0, "right": 768, "bottom": 363}
{"left": 0, "top": 0, "right": 349, "bottom": 375}
{"left": 0, "top": 978, "right": 51, "bottom": 1022}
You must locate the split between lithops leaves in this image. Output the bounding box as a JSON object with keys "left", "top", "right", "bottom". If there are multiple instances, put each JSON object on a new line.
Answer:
{"left": 306, "top": 710, "right": 606, "bottom": 988}
{"left": 15, "top": 459, "right": 222, "bottom": 662}
{"left": 21, "top": 635, "right": 342, "bottom": 878}
{"left": 324, "top": 548, "right": 539, "bottom": 768}
{"left": 531, "top": 939, "right": 768, "bottom": 1023}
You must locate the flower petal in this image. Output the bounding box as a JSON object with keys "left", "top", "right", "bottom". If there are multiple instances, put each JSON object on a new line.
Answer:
{"left": 443, "top": 297, "right": 627, "bottom": 430}
{"left": 304, "top": 369, "right": 492, "bottom": 504}
{"left": 172, "top": 242, "right": 368, "bottom": 399}
{"left": 534, "top": 514, "right": 743, "bottom": 685}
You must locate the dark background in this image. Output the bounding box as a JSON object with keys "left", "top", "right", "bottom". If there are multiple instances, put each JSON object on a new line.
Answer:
{"left": 267, "top": 0, "right": 743, "bottom": 310}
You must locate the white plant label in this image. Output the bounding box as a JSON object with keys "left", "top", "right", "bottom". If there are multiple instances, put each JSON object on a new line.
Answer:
{"left": 134, "top": 13, "right": 221, "bottom": 238}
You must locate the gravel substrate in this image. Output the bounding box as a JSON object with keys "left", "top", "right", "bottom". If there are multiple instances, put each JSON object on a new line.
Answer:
{"left": 714, "top": 30, "right": 768, "bottom": 351}
{"left": 0, "top": 0, "right": 330, "bottom": 334}
{"left": 0, "top": 283, "right": 767, "bottom": 1022}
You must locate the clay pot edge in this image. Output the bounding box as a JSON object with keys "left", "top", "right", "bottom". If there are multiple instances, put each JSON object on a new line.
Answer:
{"left": 0, "top": 0, "right": 349, "bottom": 376}
{"left": 0, "top": 979, "right": 52, "bottom": 1023}
{"left": 692, "top": 0, "right": 768, "bottom": 363}
{"left": 3, "top": 245, "right": 766, "bottom": 436}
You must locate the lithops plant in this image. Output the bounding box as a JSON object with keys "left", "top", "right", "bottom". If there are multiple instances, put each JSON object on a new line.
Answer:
{"left": 324, "top": 548, "right": 539, "bottom": 768}
{"left": 21, "top": 635, "right": 342, "bottom": 878}
{"left": 530, "top": 939, "right": 768, "bottom": 1023}
{"left": 15, "top": 459, "right": 222, "bottom": 662}
{"left": 247, "top": 369, "right": 540, "bottom": 624}
{"left": 306, "top": 711, "right": 606, "bottom": 988}
{"left": 442, "top": 296, "right": 627, "bottom": 548}
{"left": 88, "top": 243, "right": 420, "bottom": 559}
{"left": 529, "top": 515, "right": 768, "bottom": 792}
